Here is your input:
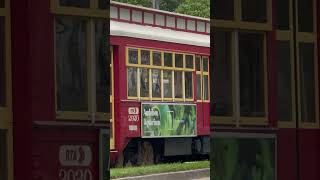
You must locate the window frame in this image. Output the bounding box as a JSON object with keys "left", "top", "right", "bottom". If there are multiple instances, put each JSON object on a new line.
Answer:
{"left": 295, "top": 0, "right": 319, "bottom": 128}
{"left": 50, "top": 0, "right": 108, "bottom": 18}
{"left": 126, "top": 47, "right": 196, "bottom": 102}
{"left": 196, "top": 55, "right": 210, "bottom": 103}
{"left": 54, "top": 17, "right": 109, "bottom": 121}
{"left": 110, "top": 46, "right": 115, "bottom": 150}
{"left": 212, "top": 0, "right": 272, "bottom": 31}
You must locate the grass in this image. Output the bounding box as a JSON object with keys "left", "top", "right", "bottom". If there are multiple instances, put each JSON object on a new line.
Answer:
{"left": 110, "top": 160, "right": 209, "bottom": 179}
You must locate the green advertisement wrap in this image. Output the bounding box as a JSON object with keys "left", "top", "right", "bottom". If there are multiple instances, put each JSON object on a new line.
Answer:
{"left": 211, "top": 133, "right": 276, "bottom": 180}
{"left": 141, "top": 103, "right": 197, "bottom": 137}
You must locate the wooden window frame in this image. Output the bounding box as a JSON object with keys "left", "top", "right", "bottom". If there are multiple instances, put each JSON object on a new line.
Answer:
{"left": 197, "top": 56, "right": 210, "bottom": 103}
{"left": 0, "top": 0, "right": 13, "bottom": 179}
{"left": 110, "top": 46, "right": 115, "bottom": 150}
{"left": 126, "top": 47, "right": 195, "bottom": 102}
{"left": 212, "top": 0, "right": 272, "bottom": 31}
{"left": 295, "top": 0, "right": 319, "bottom": 128}
{"left": 50, "top": 0, "right": 108, "bottom": 18}
{"left": 54, "top": 17, "right": 108, "bottom": 121}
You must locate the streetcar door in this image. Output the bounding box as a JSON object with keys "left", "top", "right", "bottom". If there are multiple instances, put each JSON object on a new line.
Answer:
{"left": 110, "top": 47, "right": 115, "bottom": 150}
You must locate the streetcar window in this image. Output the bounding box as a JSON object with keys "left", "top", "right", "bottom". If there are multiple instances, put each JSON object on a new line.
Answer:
{"left": 212, "top": 30, "right": 233, "bottom": 116}
{"left": 98, "top": 0, "right": 108, "bottom": 9}
{"left": 212, "top": 0, "right": 234, "bottom": 20}
{"left": 239, "top": 33, "right": 265, "bottom": 117}
{"left": 241, "top": 0, "right": 267, "bottom": 23}
{"left": 185, "top": 55, "right": 194, "bottom": 69}
{"left": 164, "top": 53, "right": 173, "bottom": 67}
{"left": 55, "top": 16, "right": 88, "bottom": 112}
{"left": 128, "top": 48, "right": 138, "bottom": 64}
{"left": 127, "top": 67, "right": 138, "bottom": 97}
{"left": 277, "top": 41, "right": 292, "bottom": 121}
{"left": 152, "top": 69, "right": 161, "bottom": 98}
{"left": 120, "top": 8, "right": 130, "bottom": 21}
{"left": 132, "top": 10, "right": 142, "bottom": 23}
{"left": 152, "top": 51, "right": 162, "bottom": 66}
{"left": 276, "top": 0, "right": 290, "bottom": 30}
{"left": 60, "top": 0, "right": 89, "bottom": 8}
{"left": 110, "top": 6, "right": 118, "bottom": 19}
{"left": 140, "top": 68, "right": 150, "bottom": 97}
{"left": 174, "top": 71, "right": 183, "bottom": 99}
{"left": 185, "top": 72, "right": 193, "bottom": 99}
{"left": 203, "top": 57, "right": 208, "bottom": 72}
{"left": 297, "top": 0, "right": 314, "bottom": 32}
{"left": 196, "top": 56, "right": 201, "bottom": 71}
{"left": 141, "top": 50, "right": 150, "bottom": 65}
{"left": 196, "top": 75, "right": 201, "bottom": 100}
{"left": 175, "top": 53, "right": 183, "bottom": 68}
{"left": 203, "top": 75, "right": 209, "bottom": 100}
{"left": 163, "top": 70, "right": 172, "bottom": 98}
{"left": 0, "top": 130, "right": 7, "bottom": 180}
{"left": 299, "top": 43, "right": 316, "bottom": 122}
{"left": 0, "top": 17, "right": 5, "bottom": 107}
{"left": 95, "top": 21, "right": 109, "bottom": 113}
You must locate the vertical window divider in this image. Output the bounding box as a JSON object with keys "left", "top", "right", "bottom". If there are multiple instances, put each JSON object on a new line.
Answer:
{"left": 161, "top": 52, "right": 164, "bottom": 101}
{"left": 233, "top": 30, "right": 240, "bottom": 127}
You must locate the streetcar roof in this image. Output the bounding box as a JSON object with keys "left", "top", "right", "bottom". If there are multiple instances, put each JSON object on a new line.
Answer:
{"left": 111, "top": 1, "right": 210, "bottom": 22}
{"left": 110, "top": 20, "right": 210, "bottom": 47}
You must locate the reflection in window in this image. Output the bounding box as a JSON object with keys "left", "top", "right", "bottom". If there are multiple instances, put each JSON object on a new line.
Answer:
{"left": 239, "top": 33, "right": 265, "bottom": 117}
{"left": 95, "top": 21, "right": 109, "bottom": 113}
{"left": 299, "top": 43, "right": 315, "bottom": 122}
{"left": 277, "top": 41, "right": 292, "bottom": 121}
{"left": 153, "top": 51, "right": 162, "bottom": 66}
{"left": 141, "top": 50, "right": 150, "bottom": 65}
{"left": 127, "top": 67, "right": 137, "bottom": 97}
{"left": 175, "top": 54, "right": 183, "bottom": 68}
{"left": 212, "top": 0, "right": 234, "bottom": 20}
{"left": 212, "top": 31, "right": 232, "bottom": 116}
{"left": 163, "top": 70, "right": 172, "bottom": 98}
{"left": 128, "top": 49, "right": 138, "bottom": 64}
{"left": 0, "top": 17, "right": 5, "bottom": 107}
{"left": 140, "top": 68, "right": 149, "bottom": 97}
{"left": 174, "top": 71, "right": 183, "bottom": 98}
{"left": 164, "top": 53, "right": 173, "bottom": 67}
{"left": 55, "top": 17, "right": 88, "bottom": 111}
{"left": 297, "top": 0, "right": 314, "bottom": 32}
{"left": 241, "top": 0, "right": 267, "bottom": 23}
{"left": 197, "top": 75, "right": 201, "bottom": 100}
{"left": 152, "top": 69, "right": 161, "bottom": 98}
{"left": 0, "top": 130, "right": 7, "bottom": 180}
{"left": 185, "top": 72, "right": 193, "bottom": 99}
{"left": 185, "top": 55, "right": 194, "bottom": 69}
{"left": 60, "top": 0, "right": 89, "bottom": 8}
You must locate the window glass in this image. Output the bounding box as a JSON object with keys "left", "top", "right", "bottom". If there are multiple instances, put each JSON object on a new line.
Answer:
{"left": 185, "top": 55, "right": 194, "bottom": 69}
{"left": 175, "top": 54, "right": 183, "bottom": 68}
{"left": 174, "top": 71, "right": 183, "bottom": 98}
{"left": 239, "top": 33, "right": 265, "bottom": 117}
{"left": 196, "top": 56, "right": 201, "bottom": 71}
{"left": 141, "top": 50, "right": 150, "bottom": 65}
{"left": 0, "top": 130, "right": 7, "bottom": 180}
{"left": 299, "top": 43, "right": 315, "bottom": 122}
{"left": 276, "top": 0, "right": 290, "bottom": 30}
{"left": 164, "top": 53, "right": 173, "bottom": 67}
{"left": 297, "top": 0, "right": 314, "bottom": 32}
{"left": 0, "top": 0, "right": 4, "bottom": 8}
{"left": 60, "top": 0, "right": 89, "bottom": 8}
{"left": 212, "top": 31, "right": 232, "bottom": 116}
{"left": 163, "top": 70, "right": 172, "bottom": 98}
{"left": 241, "top": 0, "right": 267, "bottom": 23}
{"left": 212, "top": 0, "right": 234, "bottom": 20}
{"left": 140, "top": 68, "right": 150, "bottom": 97}
{"left": 197, "top": 75, "right": 202, "bottom": 100}
{"left": 185, "top": 72, "right": 193, "bottom": 99}
{"left": 56, "top": 17, "right": 88, "bottom": 111}
{"left": 277, "top": 41, "right": 292, "bottom": 121}
{"left": 152, "top": 51, "right": 162, "bottom": 66}
{"left": 0, "top": 17, "right": 5, "bottom": 107}
{"left": 203, "top": 75, "right": 209, "bottom": 100}
{"left": 152, "top": 69, "right": 161, "bottom": 98}
{"left": 128, "top": 49, "right": 138, "bottom": 64}
{"left": 99, "top": 0, "right": 108, "bottom": 9}
{"left": 203, "top": 57, "right": 208, "bottom": 72}
{"left": 127, "top": 67, "right": 137, "bottom": 97}
{"left": 95, "top": 21, "right": 109, "bottom": 113}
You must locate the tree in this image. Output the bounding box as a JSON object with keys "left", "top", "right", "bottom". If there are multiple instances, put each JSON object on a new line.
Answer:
{"left": 175, "top": 0, "right": 210, "bottom": 18}
{"left": 113, "top": 0, "right": 152, "bottom": 8}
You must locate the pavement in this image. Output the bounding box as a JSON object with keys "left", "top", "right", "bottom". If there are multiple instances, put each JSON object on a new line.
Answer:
{"left": 113, "top": 168, "right": 210, "bottom": 180}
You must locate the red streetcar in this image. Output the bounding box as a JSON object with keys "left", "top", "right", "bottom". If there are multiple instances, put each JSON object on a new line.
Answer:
{"left": 109, "top": 1, "right": 210, "bottom": 166}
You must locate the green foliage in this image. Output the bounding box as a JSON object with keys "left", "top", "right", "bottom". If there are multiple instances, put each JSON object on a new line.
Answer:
{"left": 175, "top": 0, "right": 210, "bottom": 18}
{"left": 113, "top": 0, "right": 152, "bottom": 8}
{"left": 159, "top": 0, "right": 184, "bottom": 12}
